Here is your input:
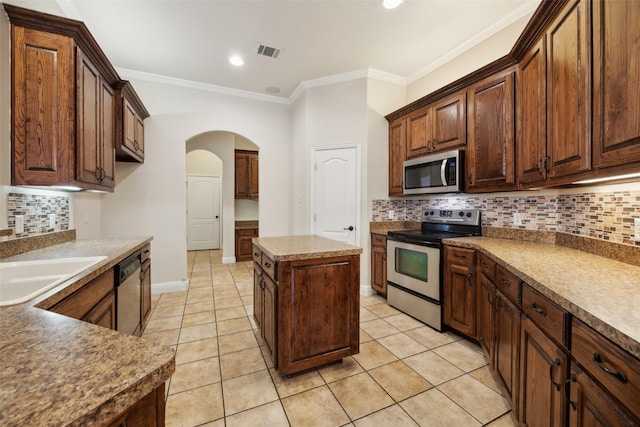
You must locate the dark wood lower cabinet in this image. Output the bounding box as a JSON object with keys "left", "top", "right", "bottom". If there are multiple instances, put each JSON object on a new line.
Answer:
{"left": 278, "top": 256, "right": 359, "bottom": 375}
{"left": 370, "top": 233, "right": 387, "bottom": 296}
{"left": 519, "top": 316, "right": 567, "bottom": 427}
{"left": 49, "top": 269, "right": 116, "bottom": 330}
{"left": 253, "top": 265, "right": 263, "bottom": 331}
{"left": 262, "top": 272, "right": 277, "bottom": 358}
{"left": 235, "top": 228, "right": 258, "bottom": 261}
{"left": 476, "top": 274, "right": 495, "bottom": 359}
{"left": 444, "top": 244, "right": 640, "bottom": 427}
{"left": 253, "top": 244, "right": 360, "bottom": 376}
{"left": 568, "top": 363, "right": 640, "bottom": 427}
{"left": 443, "top": 262, "right": 475, "bottom": 337}
{"left": 107, "top": 383, "right": 166, "bottom": 427}
{"left": 494, "top": 291, "right": 521, "bottom": 411}
{"left": 140, "top": 246, "right": 152, "bottom": 332}
{"left": 83, "top": 290, "right": 116, "bottom": 329}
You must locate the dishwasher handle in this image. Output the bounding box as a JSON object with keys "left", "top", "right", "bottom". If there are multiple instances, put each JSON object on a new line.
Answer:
{"left": 117, "top": 252, "right": 142, "bottom": 285}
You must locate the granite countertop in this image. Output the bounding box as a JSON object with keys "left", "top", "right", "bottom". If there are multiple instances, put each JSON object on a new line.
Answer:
{"left": 443, "top": 236, "right": 640, "bottom": 359}
{"left": 235, "top": 220, "right": 259, "bottom": 230}
{"left": 0, "top": 237, "right": 176, "bottom": 425}
{"left": 369, "top": 221, "right": 421, "bottom": 236}
{"left": 253, "top": 235, "right": 363, "bottom": 261}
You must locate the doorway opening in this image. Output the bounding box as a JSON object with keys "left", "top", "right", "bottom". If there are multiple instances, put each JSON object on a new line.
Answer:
{"left": 185, "top": 132, "right": 259, "bottom": 265}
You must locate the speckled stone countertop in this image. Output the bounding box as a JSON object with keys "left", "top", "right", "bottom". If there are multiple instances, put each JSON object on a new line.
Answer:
{"left": 235, "top": 220, "right": 259, "bottom": 230}
{"left": 0, "top": 237, "right": 176, "bottom": 425}
{"left": 369, "top": 221, "right": 420, "bottom": 236}
{"left": 443, "top": 236, "right": 640, "bottom": 359}
{"left": 253, "top": 235, "right": 362, "bottom": 261}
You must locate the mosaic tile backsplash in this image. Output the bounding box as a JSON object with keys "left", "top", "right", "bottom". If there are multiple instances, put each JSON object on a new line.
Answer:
{"left": 372, "top": 190, "right": 640, "bottom": 246}
{"left": 7, "top": 193, "right": 70, "bottom": 239}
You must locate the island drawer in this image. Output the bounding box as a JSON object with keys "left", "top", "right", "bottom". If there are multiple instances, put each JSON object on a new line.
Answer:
{"left": 478, "top": 252, "right": 496, "bottom": 281}
{"left": 522, "top": 284, "right": 568, "bottom": 346}
{"left": 445, "top": 246, "right": 476, "bottom": 267}
{"left": 571, "top": 319, "right": 640, "bottom": 415}
{"left": 252, "top": 245, "right": 262, "bottom": 265}
{"left": 495, "top": 265, "right": 520, "bottom": 304}
{"left": 262, "top": 254, "right": 276, "bottom": 280}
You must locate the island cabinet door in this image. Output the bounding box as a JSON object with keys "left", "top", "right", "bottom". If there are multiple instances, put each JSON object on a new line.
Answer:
{"left": 277, "top": 255, "right": 360, "bottom": 375}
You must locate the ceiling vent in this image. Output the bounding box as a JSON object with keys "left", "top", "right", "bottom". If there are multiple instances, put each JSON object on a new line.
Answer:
{"left": 256, "top": 43, "right": 283, "bottom": 59}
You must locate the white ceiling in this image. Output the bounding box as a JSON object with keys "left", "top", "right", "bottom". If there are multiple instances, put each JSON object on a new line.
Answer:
{"left": 8, "top": 0, "right": 540, "bottom": 103}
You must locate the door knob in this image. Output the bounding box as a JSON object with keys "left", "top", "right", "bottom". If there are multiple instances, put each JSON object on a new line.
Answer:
{"left": 344, "top": 226, "right": 354, "bottom": 231}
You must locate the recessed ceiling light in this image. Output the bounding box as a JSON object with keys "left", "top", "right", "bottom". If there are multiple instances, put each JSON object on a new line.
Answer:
{"left": 229, "top": 55, "right": 244, "bottom": 66}
{"left": 383, "top": 0, "right": 404, "bottom": 9}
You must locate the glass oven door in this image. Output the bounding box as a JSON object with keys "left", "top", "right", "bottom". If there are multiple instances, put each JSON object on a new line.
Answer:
{"left": 387, "top": 239, "right": 441, "bottom": 301}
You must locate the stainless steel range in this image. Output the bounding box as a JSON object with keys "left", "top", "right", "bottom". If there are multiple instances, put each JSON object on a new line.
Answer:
{"left": 386, "top": 208, "right": 481, "bottom": 331}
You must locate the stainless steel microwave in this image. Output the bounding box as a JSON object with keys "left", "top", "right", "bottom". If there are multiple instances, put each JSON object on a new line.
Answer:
{"left": 403, "top": 150, "right": 463, "bottom": 195}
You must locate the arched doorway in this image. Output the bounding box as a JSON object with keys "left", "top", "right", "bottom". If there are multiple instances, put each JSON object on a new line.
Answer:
{"left": 185, "top": 131, "right": 259, "bottom": 264}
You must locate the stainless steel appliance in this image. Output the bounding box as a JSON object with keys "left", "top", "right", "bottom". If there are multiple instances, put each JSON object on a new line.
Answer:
{"left": 403, "top": 150, "right": 463, "bottom": 195}
{"left": 386, "top": 208, "right": 481, "bottom": 331}
{"left": 116, "top": 251, "right": 142, "bottom": 336}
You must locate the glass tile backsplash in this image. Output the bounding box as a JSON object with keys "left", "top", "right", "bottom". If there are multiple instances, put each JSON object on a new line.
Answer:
{"left": 7, "top": 192, "right": 70, "bottom": 239}
{"left": 372, "top": 190, "right": 640, "bottom": 246}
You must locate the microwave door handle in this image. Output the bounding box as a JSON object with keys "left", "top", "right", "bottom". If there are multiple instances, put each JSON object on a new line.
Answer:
{"left": 440, "top": 159, "right": 447, "bottom": 186}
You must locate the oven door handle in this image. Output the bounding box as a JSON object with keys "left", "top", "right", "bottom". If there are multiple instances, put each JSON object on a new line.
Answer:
{"left": 440, "top": 159, "right": 447, "bottom": 186}
{"left": 387, "top": 236, "right": 441, "bottom": 249}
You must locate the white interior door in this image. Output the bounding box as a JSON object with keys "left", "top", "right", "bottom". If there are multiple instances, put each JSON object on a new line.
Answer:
{"left": 311, "top": 146, "right": 359, "bottom": 246}
{"left": 187, "top": 175, "right": 221, "bottom": 250}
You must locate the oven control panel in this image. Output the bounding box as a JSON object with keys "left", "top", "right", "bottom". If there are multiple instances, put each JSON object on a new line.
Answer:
{"left": 421, "top": 208, "right": 480, "bottom": 226}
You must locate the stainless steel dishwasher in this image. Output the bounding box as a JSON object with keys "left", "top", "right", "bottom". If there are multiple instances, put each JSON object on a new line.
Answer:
{"left": 116, "top": 251, "right": 142, "bottom": 336}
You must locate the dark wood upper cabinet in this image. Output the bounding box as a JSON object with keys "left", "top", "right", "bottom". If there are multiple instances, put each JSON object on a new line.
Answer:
{"left": 388, "top": 117, "right": 406, "bottom": 196}
{"left": 432, "top": 92, "right": 466, "bottom": 152}
{"left": 518, "top": 0, "right": 591, "bottom": 188}
{"left": 235, "top": 150, "right": 259, "bottom": 199}
{"left": 388, "top": 0, "right": 640, "bottom": 190}
{"left": 517, "top": 38, "right": 547, "bottom": 187}
{"left": 545, "top": 0, "right": 591, "bottom": 181}
{"left": 466, "top": 69, "right": 516, "bottom": 192}
{"left": 405, "top": 92, "right": 466, "bottom": 160}
{"left": 115, "top": 81, "right": 148, "bottom": 163}
{"left": 11, "top": 26, "right": 75, "bottom": 187}
{"left": 76, "top": 48, "right": 115, "bottom": 188}
{"left": 592, "top": 0, "right": 640, "bottom": 169}
{"left": 406, "top": 106, "right": 433, "bottom": 159}
{"left": 6, "top": 3, "right": 149, "bottom": 191}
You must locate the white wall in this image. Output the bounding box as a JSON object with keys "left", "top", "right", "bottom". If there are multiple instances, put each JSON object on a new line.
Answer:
{"left": 290, "top": 79, "right": 368, "bottom": 235}
{"left": 407, "top": 14, "right": 531, "bottom": 102}
{"left": 100, "top": 79, "right": 291, "bottom": 290}
{"left": 186, "top": 149, "right": 223, "bottom": 176}
{"left": 289, "top": 78, "right": 404, "bottom": 293}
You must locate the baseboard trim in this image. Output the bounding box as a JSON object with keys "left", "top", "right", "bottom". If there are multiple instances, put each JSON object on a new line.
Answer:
{"left": 360, "top": 285, "right": 375, "bottom": 296}
{"left": 152, "top": 280, "right": 188, "bottom": 295}
{"left": 222, "top": 256, "right": 237, "bottom": 264}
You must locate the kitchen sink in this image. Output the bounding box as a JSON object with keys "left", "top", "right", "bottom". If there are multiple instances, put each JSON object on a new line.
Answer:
{"left": 0, "top": 256, "right": 107, "bottom": 306}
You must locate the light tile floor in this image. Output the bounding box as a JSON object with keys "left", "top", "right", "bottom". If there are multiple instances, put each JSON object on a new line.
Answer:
{"left": 142, "top": 250, "right": 519, "bottom": 427}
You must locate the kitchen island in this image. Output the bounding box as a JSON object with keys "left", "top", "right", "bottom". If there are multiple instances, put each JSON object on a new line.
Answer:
{"left": 252, "top": 235, "right": 362, "bottom": 375}
{"left": 0, "top": 236, "right": 175, "bottom": 426}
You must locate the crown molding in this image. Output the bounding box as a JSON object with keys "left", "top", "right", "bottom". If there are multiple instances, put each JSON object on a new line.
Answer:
{"left": 116, "top": 68, "right": 291, "bottom": 105}
{"left": 406, "top": 0, "right": 540, "bottom": 84}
